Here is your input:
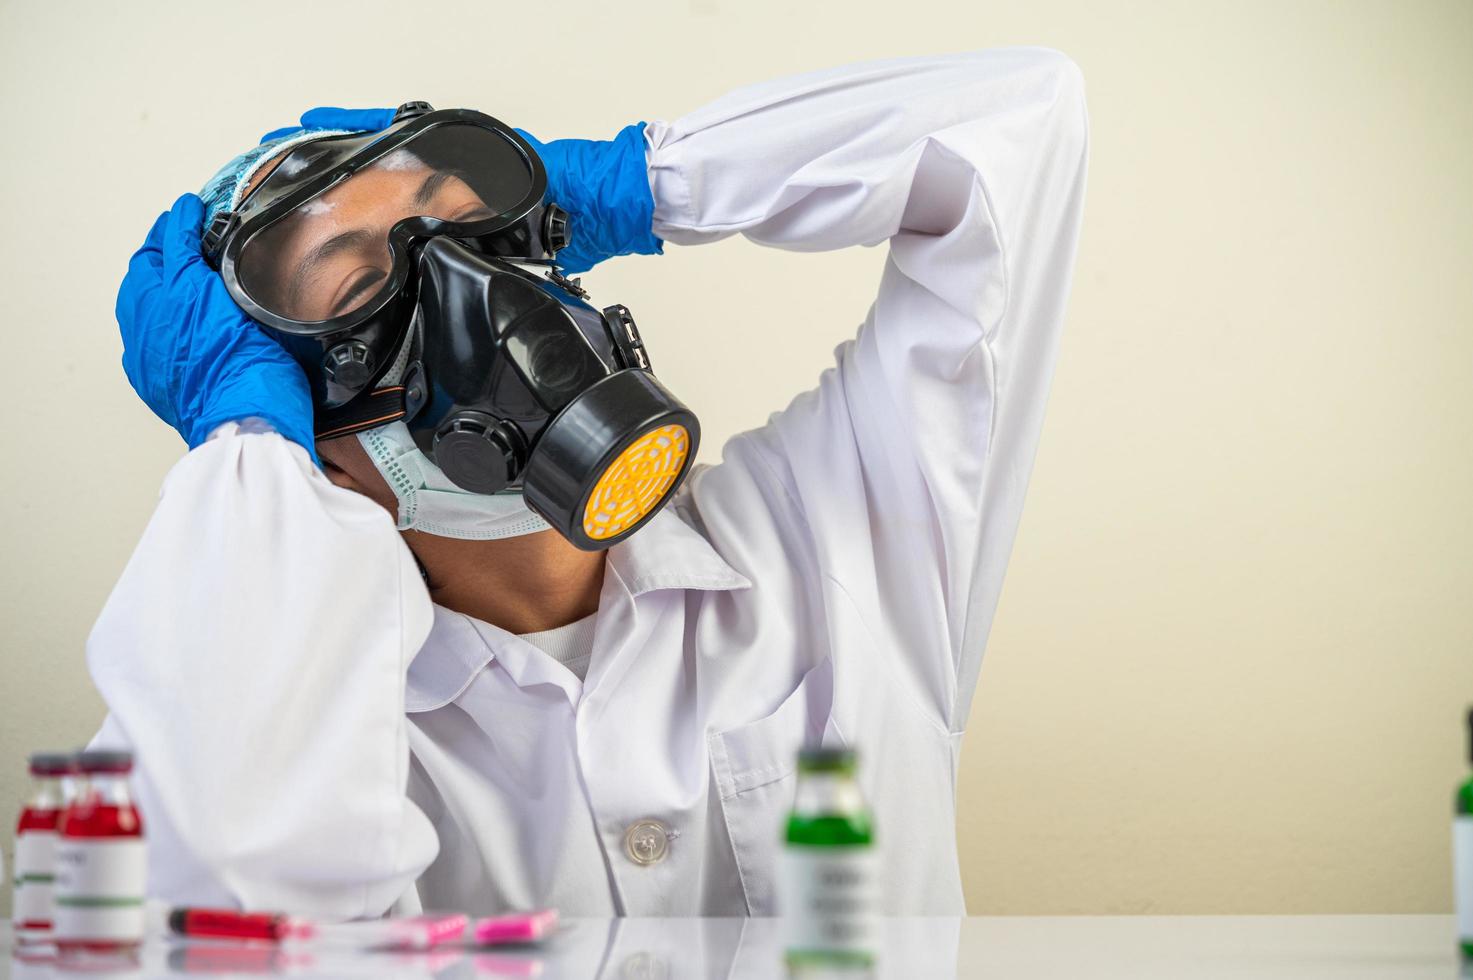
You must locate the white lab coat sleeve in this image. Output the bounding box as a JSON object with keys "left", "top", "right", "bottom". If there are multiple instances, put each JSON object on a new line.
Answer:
{"left": 645, "top": 50, "right": 1088, "bottom": 731}
{"left": 86, "top": 422, "right": 439, "bottom": 916}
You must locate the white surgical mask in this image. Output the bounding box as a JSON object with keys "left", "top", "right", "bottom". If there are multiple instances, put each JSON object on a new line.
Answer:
{"left": 358, "top": 422, "right": 551, "bottom": 540}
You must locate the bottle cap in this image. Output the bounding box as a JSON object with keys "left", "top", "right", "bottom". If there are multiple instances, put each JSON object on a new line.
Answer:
{"left": 28, "top": 752, "right": 74, "bottom": 777}
{"left": 74, "top": 749, "right": 133, "bottom": 774}
{"left": 797, "top": 746, "right": 857, "bottom": 772}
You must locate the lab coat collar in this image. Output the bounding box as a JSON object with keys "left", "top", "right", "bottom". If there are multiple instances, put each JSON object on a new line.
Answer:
{"left": 404, "top": 506, "right": 751, "bottom": 713}
{"left": 607, "top": 502, "right": 754, "bottom": 599}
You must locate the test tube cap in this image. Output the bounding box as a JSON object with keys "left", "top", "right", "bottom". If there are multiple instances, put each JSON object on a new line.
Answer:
{"left": 74, "top": 749, "right": 134, "bottom": 774}
{"left": 798, "top": 746, "right": 858, "bottom": 772}
{"left": 27, "top": 752, "right": 73, "bottom": 776}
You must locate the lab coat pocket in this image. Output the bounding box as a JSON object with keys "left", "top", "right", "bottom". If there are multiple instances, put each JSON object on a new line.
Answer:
{"left": 709, "top": 656, "right": 838, "bottom": 914}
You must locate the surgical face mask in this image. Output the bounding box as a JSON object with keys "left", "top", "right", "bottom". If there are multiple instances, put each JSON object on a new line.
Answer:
{"left": 358, "top": 422, "right": 550, "bottom": 540}
{"left": 206, "top": 102, "right": 699, "bottom": 550}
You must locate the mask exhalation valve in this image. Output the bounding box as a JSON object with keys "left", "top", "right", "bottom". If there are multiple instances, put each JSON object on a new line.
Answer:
{"left": 322, "top": 340, "right": 377, "bottom": 390}
{"left": 432, "top": 411, "right": 527, "bottom": 495}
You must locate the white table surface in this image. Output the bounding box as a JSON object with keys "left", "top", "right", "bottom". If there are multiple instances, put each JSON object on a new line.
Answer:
{"left": 2, "top": 915, "right": 1466, "bottom": 978}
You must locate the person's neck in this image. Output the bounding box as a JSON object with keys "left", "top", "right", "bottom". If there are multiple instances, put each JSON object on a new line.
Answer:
{"left": 402, "top": 528, "right": 606, "bottom": 635}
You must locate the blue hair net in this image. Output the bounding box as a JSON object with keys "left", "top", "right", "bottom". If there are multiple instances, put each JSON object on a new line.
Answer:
{"left": 199, "top": 109, "right": 400, "bottom": 228}
{"left": 198, "top": 127, "right": 360, "bottom": 231}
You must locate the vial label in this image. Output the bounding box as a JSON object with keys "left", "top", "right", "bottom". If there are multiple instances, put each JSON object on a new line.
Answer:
{"left": 53, "top": 838, "right": 146, "bottom": 945}
{"left": 1456, "top": 816, "right": 1473, "bottom": 940}
{"left": 779, "top": 846, "right": 880, "bottom": 952}
{"left": 12, "top": 829, "right": 58, "bottom": 939}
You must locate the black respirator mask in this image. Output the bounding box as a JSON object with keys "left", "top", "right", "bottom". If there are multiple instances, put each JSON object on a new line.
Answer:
{"left": 204, "top": 102, "right": 697, "bottom": 550}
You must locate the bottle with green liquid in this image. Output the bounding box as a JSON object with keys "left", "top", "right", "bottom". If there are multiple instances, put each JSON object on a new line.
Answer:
{"left": 780, "top": 747, "right": 879, "bottom": 972}
{"left": 1456, "top": 708, "right": 1472, "bottom": 961}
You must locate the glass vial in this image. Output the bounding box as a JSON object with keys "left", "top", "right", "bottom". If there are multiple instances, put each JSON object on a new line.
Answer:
{"left": 780, "top": 747, "right": 879, "bottom": 971}
{"left": 12, "top": 752, "right": 72, "bottom": 944}
{"left": 53, "top": 749, "right": 146, "bottom": 954}
{"left": 1456, "top": 708, "right": 1472, "bottom": 961}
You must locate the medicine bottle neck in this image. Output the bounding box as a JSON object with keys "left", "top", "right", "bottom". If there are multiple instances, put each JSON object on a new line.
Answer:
{"left": 793, "top": 771, "right": 866, "bottom": 818}
{"left": 77, "top": 773, "right": 134, "bottom": 809}
{"left": 26, "top": 775, "right": 65, "bottom": 812}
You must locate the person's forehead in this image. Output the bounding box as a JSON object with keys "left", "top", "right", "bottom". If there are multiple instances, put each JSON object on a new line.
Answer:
{"left": 249, "top": 146, "right": 432, "bottom": 203}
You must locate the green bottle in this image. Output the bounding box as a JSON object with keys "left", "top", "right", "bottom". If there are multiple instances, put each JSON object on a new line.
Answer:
{"left": 1457, "top": 708, "right": 1472, "bottom": 960}
{"left": 780, "top": 747, "right": 878, "bottom": 971}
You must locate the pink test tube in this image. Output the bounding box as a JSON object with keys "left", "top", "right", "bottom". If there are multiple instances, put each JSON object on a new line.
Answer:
{"left": 474, "top": 908, "right": 558, "bottom": 946}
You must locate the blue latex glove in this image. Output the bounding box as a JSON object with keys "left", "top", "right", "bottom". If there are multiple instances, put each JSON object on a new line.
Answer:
{"left": 269, "top": 105, "right": 661, "bottom": 275}
{"left": 258, "top": 107, "right": 398, "bottom": 143}
{"left": 117, "top": 194, "right": 319, "bottom": 464}
{"left": 515, "top": 124, "right": 663, "bottom": 275}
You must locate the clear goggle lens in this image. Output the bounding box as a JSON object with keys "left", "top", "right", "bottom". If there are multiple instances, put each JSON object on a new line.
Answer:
{"left": 236, "top": 124, "right": 533, "bottom": 323}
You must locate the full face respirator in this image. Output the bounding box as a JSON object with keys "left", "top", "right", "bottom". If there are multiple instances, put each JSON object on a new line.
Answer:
{"left": 203, "top": 102, "right": 697, "bottom": 550}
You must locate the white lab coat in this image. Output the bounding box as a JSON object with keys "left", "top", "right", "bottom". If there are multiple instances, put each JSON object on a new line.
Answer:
{"left": 88, "top": 49, "right": 1088, "bottom": 918}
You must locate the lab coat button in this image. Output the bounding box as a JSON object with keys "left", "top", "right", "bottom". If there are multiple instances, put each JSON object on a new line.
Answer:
{"left": 623, "top": 819, "right": 671, "bottom": 866}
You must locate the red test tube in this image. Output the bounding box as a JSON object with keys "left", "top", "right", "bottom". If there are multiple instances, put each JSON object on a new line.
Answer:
{"left": 169, "top": 907, "right": 296, "bottom": 941}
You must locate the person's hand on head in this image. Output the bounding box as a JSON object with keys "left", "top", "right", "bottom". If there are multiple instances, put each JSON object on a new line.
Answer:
{"left": 116, "top": 111, "right": 401, "bottom": 464}
{"left": 514, "top": 123, "right": 662, "bottom": 275}
{"left": 259, "top": 107, "right": 398, "bottom": 143}
{"left": 116, "top": 193, "right": 318, "bottom": 463}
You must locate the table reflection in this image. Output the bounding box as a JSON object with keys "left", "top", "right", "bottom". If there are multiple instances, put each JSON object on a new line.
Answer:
{"left": 7, "top": 917, "right": 959, "bottom": 979}
{"left": 10, "top": 916, "right": 1462, "bottom": 979}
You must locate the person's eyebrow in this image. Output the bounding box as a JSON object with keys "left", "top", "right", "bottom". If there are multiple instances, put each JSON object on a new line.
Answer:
{"left": 286, "top": 227, "right": 378, "bottom": 316}
{"left": 412, "top": 170, "right": 455, "bottom": 211}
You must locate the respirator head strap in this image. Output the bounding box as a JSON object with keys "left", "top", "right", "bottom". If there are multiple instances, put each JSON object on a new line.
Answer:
{"left": 313, "top": 386, "right": 408, "bottom": 442}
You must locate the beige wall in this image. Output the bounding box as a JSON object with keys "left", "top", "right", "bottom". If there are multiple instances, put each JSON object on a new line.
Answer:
{"left": 1, "top": 0, "right": 1469, "bottom": 916}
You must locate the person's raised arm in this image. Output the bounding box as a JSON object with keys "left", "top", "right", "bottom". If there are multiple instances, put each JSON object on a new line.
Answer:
{"left": 90, "top": 194, "right": 438, "bottom": 915}
{"left": 648, "top": 50, "right": 1089, "bottom": 732}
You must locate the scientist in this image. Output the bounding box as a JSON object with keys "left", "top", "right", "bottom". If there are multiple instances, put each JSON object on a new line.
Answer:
{"left": 91, "top": 49, "right": 1088, "bottom": 918}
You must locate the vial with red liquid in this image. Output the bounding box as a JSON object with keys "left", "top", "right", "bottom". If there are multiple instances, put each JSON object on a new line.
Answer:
{"left": 53, "top": 749, "right": 146, "bottom": 953}
{"left": 11, "top": 752, "right": 73, "bottom": 944}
